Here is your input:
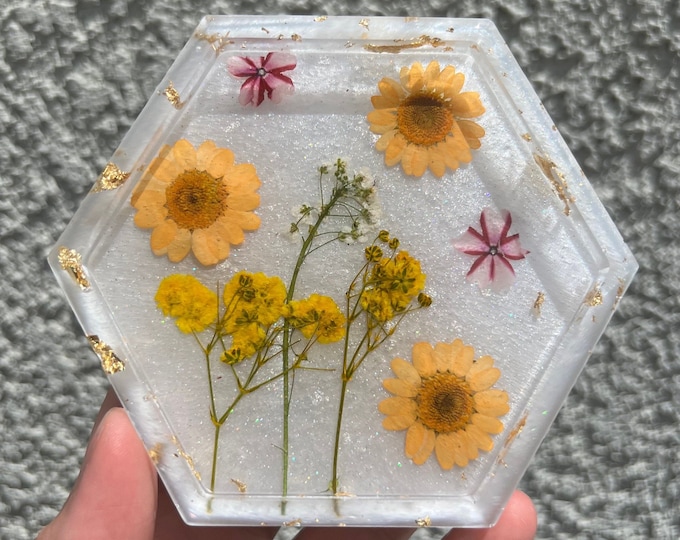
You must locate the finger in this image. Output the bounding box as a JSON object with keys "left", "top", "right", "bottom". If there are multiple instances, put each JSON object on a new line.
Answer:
{"left": 295, "top": 527, "right": 416, "bottom": 540}
{"left": 442, "top": 490, "right": 537, "bottom": 540}
{"left": 37, "top": 406, "right": 158, "bottom": 540}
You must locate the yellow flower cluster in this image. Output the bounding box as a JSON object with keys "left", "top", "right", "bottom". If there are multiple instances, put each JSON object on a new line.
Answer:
{"left": 286, "top": 293, "right": 347, "bottom": 344}
{"left": 221, "top": 271, "right": 287, "bottom": 364}
{"left": 155, "top": 274, "right": 218, "bottom": 333}
{"left": 360, "top": 250, "right": 427, "bottom": 322}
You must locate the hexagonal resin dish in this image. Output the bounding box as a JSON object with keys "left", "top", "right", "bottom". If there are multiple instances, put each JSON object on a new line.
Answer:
{"left": 49, "top": 16, "right": 637, "bottom": 528}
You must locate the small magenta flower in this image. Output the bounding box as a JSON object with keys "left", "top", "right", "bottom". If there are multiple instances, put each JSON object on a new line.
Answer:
{"left": 452, "top": 208, "right": 529, "bottom": 292}
{"left": 227, "top": 52, "right": 297, "bottom": 107}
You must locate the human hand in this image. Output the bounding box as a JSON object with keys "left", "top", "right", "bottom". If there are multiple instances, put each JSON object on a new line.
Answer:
{"left": 38, "top": 389, "right": 536, "bottom": 540}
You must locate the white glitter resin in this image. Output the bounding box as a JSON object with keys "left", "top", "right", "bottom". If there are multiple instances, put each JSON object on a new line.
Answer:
{"left": 49, "top": 16, "right": 637, "bottom": 528}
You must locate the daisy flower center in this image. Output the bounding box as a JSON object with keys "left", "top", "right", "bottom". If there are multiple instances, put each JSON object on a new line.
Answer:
{"left": 165, "top": 170, "right": 229, "bottom": 230}
{"left": 397, "top": 92, "right": 454, "bottom": 146}
{"left": 417, "top": 373, "right": 474, "bottom": 433}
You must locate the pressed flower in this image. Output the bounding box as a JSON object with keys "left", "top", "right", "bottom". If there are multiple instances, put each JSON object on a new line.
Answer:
{"left": 155, "top": 274, "right": 218, "bottom": 333}
{"left": 367, "top": 61, "right": 485, "bottom": 178}
{"left": 132, "top": 139, "right": 261, "bottom": 266}
{"left": 221, "top": 323, "right": 266, "bottom": 364}
{"left": 223, "top": 271, "right": 287, "bottom": 330}
{"left": 227, "top": 52, "right": 297, "bottom": 107}
{"left": 452, "top": 208, "right": 529, "bottom": 292}
{"left": 285, "top": 293, "right": 346, "bottom": 344}
{"left": 379, "top": 339, "right": 509, "bottom": 469}
{"left": 360, "top": 250, "right": 426, "bottom": 321}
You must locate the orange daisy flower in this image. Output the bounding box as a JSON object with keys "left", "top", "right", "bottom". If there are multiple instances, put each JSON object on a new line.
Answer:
{"left": 131, "top": 139, "right": 261, "bottom": 266}
{"left": 367, "top": 61, "right": 485, "bottom": 178}
{"left": 379, "top": 338, "right": 508, "bottom": 469}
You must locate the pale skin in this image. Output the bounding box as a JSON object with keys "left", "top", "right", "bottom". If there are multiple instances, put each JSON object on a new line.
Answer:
{"left": 38, "top": 390, "right": 537, "bottom": 540}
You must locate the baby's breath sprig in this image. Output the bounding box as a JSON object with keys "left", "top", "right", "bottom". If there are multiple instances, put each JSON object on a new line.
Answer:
{"left": 281, "top": 159, "right": 380, "bottom": 507}
{"left": 330, "top": 230, "right": 432, "bottom": 500}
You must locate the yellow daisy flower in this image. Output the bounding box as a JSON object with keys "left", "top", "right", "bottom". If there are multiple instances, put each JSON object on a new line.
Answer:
{"left": 131, "top": 139, "right": 261, "bottom": 265}
{"left": 379, "top": 339, "right": 508, "bottom": 469}
{"left": 367, "top": 61, "right": 485, "bottom": 178}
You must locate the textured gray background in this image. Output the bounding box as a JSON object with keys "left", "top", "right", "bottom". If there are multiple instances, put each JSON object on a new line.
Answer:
{"left": 1, "top": 0, "right": 678, "bottom": 539}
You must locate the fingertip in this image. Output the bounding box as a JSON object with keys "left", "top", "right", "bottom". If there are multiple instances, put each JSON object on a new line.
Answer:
{"left": 39, "top": 407, "right": 158, "bottom": 540}
{"left": 444, "top": 490, "right": 537, "bottom": 540}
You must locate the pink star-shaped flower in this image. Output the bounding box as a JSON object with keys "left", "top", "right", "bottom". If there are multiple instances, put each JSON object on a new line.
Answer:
{"left": 227, "top": 52, "right": 297, "bottom": 107}
{"left": 452, "top": 208, "right": 529, "bottom": 292}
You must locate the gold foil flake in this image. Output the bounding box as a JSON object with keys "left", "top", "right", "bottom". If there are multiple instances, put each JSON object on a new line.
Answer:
{"left": 194, "top": 31, "right": 234, "bottom": 54}
{"left": 291, "top": 33, "right": 302, "bottom": 41}
{"left": 364, "top": 35, "right": 444, "bottom": 53}
{"left": 230, "top": 478, "right": 247, "bottom": 493}
{"left": 283, "top": 518, "right": 302, "bottom": 527}
{"left": 172, "top": 438, "right": 202, "bottom": 482}
{"left": 534, "top": 154, "right": 575, "bottom": 215}
{"left": 497, "top": 413, "right": 528, "bottom": 464}
{"left": 404, "top": 17, "right": 419, "bottom": 22}
{"left": 314, "top": 16, "right": 328, "bottom": 22}
{"left": 416, "top": 516, "right": 431, "bottom": 527}
{"left": 92, "top": 162, "right": 131, "bottom": 192}
{"left": 88, "top": 335, "right": 125, "bottom": 374}
{"left": 614, "top": 278, "right": 626, "bottom": 310}
{"left": 585, "top": 287, "right": 604, "bottom": 307}
{"left": 359, "top": 18, "right": 369, "bottom": 30}
{"left": 148, "top": 443, "right": 163, "bottom": 464}
{"left": 532, "top": 291, "right": 545, "bottom": 316}
{"left": 522, "top": 133, "right": 532, "bottom": 142}
{"left": 162, "top": 81, "right": 184, "bottom": 109}
{"left": 58, "top": 247, "right": 90, "bottom": 289}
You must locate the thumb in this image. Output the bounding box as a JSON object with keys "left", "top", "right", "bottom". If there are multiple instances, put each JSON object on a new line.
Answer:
{"left": 38, "top": 406, "right": 158, "bottom": 540}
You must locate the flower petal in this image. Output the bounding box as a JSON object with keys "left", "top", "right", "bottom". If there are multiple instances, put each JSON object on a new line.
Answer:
{"left": 383, "top": 377, "right": 419, "bottom": 398}
{"left": 367, "top": 109, "right": 397, "bottom": 129}
{"left": 401, "top": 143, "right": 428, "bottom": 177}
{"left": 375, "top": 130, "right": 397, "bottom": 152}
{"left": 468, "top": 367, "right": 501, "bottom": 392}
{"left": 172, "top": 139, "right": 197, "bottom": 171}
{"left": 227, "top": 55, "right": 259, "bottom": 77}
{"left": 471, "top": 413, "right": 504, "bottom": 435}
{"left": 450, "top": 340, "right": 474, "bottom": 377}
{"left": 382, "top": 413, "right": 416, "bottom": 431}
{"left": 412, "top": 341, "right": 437, "bottom": 378}
{"left": 501, "top": 233, "right": 529, "bottom": 260}
{"left": 264, "top": 73, "right": 295, "bottom": 103}
{"left": 474, "top": 389, "right": 510, "bottom": 417}
{"left": 384, "top": 134, "right": 407, "bottom": 167}
{"left": 391, "top": 357, "right": 421, "bottom": 386}
{"left": 452, "top": 228, "right": 490, "bottom": 255}
{"left": 262, "top": 52, "right": 297, "bottom": 73}
{"left": 405, "top": 422, "right": 436, "bottom": 465}
{"left": 450, "top": 91, "right": 485, "bottom": 118}
{"left": 238, "top": 76, "right": 262, "bottom": 106}
{"left": 191, "top": 228, "right": 230, "bottom": 266}
{"left": 432, "top": 341, "right": 454, "bottom": 373}
{"left": 465, "top": 423, "right": 494, "bottom": 452}
{"left": 223, "top": 209, "right": 261, "bottom": 231}
{"left": 378, "top": 396, "right": 417, "bottom": 416}
{"left": 196, "top": 140, "right": 219, "bottom": 167}
{"left": 207, "top": 148, "right": 235, "bottom": 178}
{"left": 224, "top": 163, "right": 261, "bottom": 193}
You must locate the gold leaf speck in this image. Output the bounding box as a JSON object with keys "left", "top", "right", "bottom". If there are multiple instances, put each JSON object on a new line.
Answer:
{"left": 92, "top": 163, "right": 130, "bottom": 192}
{"left": 416, "top": 516, "right": 431, "bottom": 527}
{"left": 162, "top": 81, "right": 184, "bottom": 109}
{"left": 585, "top": 287, "right": 604, "bottom": 307}
{"left": 88, "top": 335, "right": 125, "bottom": 374}
{"left": 58, "top": 247, "right": 90, "bottom": 289}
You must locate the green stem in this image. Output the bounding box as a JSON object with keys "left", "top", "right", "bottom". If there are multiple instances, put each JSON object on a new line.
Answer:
{"left": 210, "top": 392, "right": 244, "bottom": 492}
{"left": 330, "top": 376, "right": 350, "bottom": 497}
{"left": 281, "top": 185, "right": 346, "bottom": 510}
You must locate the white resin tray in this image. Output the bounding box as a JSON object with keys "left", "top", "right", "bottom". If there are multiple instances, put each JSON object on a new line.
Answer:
{"left": 49, "top": 15, "right": 637, "bottom": 528}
